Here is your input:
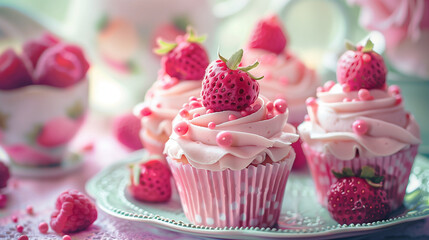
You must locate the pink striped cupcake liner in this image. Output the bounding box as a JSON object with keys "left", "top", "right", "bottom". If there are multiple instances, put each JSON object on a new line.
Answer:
{"left": 302, "top": 143, "right": 419, "bottom": 210}
{"left": 167, "top": 158, "right": 294, "bottom": 228}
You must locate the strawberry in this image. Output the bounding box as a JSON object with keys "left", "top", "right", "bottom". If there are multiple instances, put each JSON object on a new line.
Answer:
{"left": 128, "top": 160, "right": 171, "bottom": 203}
{"left": 22, "top": 33, "right": 59, "bottom": 69}
{"left": 201, "top": 49, "right": 262, "bottom": 112}
{"left": 36, "top": 117, "right": 79, "bottom": 147}
{"left": 0, "top": 48, "right": 33, "bottom": 90}
{"left": 34, "top": 43, "right": 89, "bottom": 88}
{"left": 248, "top": 15, "right": 287, "bottom": 54}
{"left": 327, "top": 166, "right": 390, "bottom": 225}
{"left": 154, "top": 27, "right": 209, "bottom": 80}
{"left": 337, "top": 40, "right": 387, "bottom": 91}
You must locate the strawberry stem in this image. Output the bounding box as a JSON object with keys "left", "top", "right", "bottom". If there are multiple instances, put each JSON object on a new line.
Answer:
{"left": 362, "top": 39, "right": 374, "bottom": 52}
{"left": 218, "top": 49, "right": 264, "bottom": 80}
{"left": 345, "top": 40, "right": 356, "bottom": 51}
{"left": 187, "top": 26, "right": 206, "bottom": 43}
{"left": 154, "top": 39, "right": 178, "bottom": 55}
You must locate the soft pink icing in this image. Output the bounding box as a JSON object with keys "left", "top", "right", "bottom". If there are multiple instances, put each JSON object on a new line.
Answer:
{"left": 241, "top": 49, "right": 320, "bottom": 123}
{"left": 298, "top": 84, "right": 421, "bottom": 160}
{"left": 164, "top": 97, "right": 299, "bottom": 171}
{"left": 134, "top": 73, "right": 202, "bottom": 139}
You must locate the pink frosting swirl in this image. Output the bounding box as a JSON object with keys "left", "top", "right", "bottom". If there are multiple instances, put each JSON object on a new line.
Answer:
{"left": 164, "top": 97, "right": 299, "bottom": 171}
{"left": 134, "top": 74, "right": 202, "bottom": 137}
{"left": 241, "top": 49, "right": 320, "bottom": 123}
{"left": 298, "top": 84, "right": 421, "bottom": 160}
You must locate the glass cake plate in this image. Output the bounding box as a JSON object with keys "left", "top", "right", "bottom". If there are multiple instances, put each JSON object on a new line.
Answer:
{"left": 86, "top": 151, "right": 429, "bottom": 239}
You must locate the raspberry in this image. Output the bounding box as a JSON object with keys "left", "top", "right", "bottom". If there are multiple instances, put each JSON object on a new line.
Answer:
{"left": 201, "top": 49, "right": 261, "bottom": 112}
{"left": 0, "top": 161, "right": 10, "bottom": 189}
{"left": 50, "top": 190, "right": 97, "bottom": 233}
{"left": 0, "top": 48, "right": 33, "bottom": 90}
{"left": 22, "top": 32, "right": 59, "bottom": 68}
{"left": 248, "top": 15, "right": 287, "bottom": 54}
{"left": 34, "top": 43, "right": 89, "bottom": 88}
{"left": 129, "top": 160, "right": 171, "bottom": 202}
{"left": 112, "top": 112, "right": 143, "bottom": 150}
{"left": 337, "top": 40, "right": 387, "bottom": 91}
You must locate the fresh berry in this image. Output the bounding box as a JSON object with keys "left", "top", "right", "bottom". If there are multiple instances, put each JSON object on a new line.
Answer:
{"left": 155, "top": 27, "right": 209, "bottom": 80}
{"left": 50, "top": 189, "right": 97, "bottom": 233}
{"left": 201, "top": 49, "right": 262, "bottom": 112}
{"left": 327, "top": 166, "right": 390, "bottom": 225}
{"left": 34, "top": 43, "right": 89, "bottom": 88}
{"left": 248, "top": 15, "right": 287, "bottom": 54}
{"left": 129, "top": 160, "right": 171, "bottom": 203}
{"left": 112, "top": 112, "right": 143, "bottom": 150}
{"left": 22, "top": 33, "right": 59, "bottom": 68}
{"left": 337, "top": 40, "right": 387, "bottom": 91}
{"left": 0, "top": 194, "right": 7, "bottom": 208}
{"left": 0, "top": 48, "right": 33, "bottom": 90}
{"left": 37, "top": 117, "right": 79, "bottom": 147}
{"left": 0, "top": 161, "right": 10, "bottom": 189}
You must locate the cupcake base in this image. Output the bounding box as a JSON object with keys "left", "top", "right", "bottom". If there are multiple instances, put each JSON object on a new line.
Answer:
{"left": 167, "top": 158, "right": 294, "bottom": 228}
{"left": 302, "top": 143, "right": 419, "bottom": 210}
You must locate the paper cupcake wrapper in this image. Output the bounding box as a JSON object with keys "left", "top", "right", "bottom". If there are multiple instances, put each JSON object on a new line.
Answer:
{"left": 302, "top": 143, "right": 419, "bottom": 210}
{"left": 167, "top": 158, "right": 293, "bottom": 228}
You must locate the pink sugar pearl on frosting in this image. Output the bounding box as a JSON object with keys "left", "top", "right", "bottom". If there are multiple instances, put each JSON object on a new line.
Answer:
{"left": 274, "top": 99, "right": 287, "bottom": 113}
{"left": 352, "top": 120, "right": 369, "bottom": 135}
{"left": 140, "top": 106, "right": 152, "bottom": 117}
{"left": 306, "top": 97, "right": 317, "bottom": 106}
{"left": 358, "top": 89, "right": 374, "bottom": 101}
{"left": 216, "top": 131, "right": 233, "bottom": 148}
{"left": 208, "top": 122, "right": 216, "bottom": 129}
{"left": 174, "top": 121, "right": 189, "bottom": 136}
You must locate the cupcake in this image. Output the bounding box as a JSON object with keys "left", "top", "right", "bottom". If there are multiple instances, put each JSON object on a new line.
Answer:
{"left": 298, "top": 40, "right": 421, "bottom": 210}
{"left": 241, "top": 15, "right": 320, "bottom": 168}
{"left": 164, "top": 49, "right": 299, "bottom": 228}
{"left": 134, "top": 27, "right": 209, "bottom": 155}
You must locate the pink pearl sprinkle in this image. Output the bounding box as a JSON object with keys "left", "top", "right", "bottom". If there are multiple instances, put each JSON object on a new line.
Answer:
{"left": 389, "top": 85, "right": 401, "bottom": 95}
{"left": 341, "top": 84, "right": 351, "bottom": 92}
{"left": 174, "top": 121, "right": 189, "bottom": 136}
{"left": 189, "top": 96, "right": 197, "bottom": 102}
{"left": 206, "top": 109, "right": 214, "bottom": 114}
{"left": 362, "top": 53, "right": 372, "bottom": 63}
{"left": 12, "top": 215, "right": 18, "bottom": 223}
{"left": 140, "top": 106, "right": 152, "bottom": 117}
{"left": 395, "top": 95, "right": 402, "bottom": 105}
{"left": 208, "top": 122, "right": 216, "bottom": 129}
{"left": 240, "top": 111, "right": 249, "bottom": 117}
{"left": 179, "top": 109, "right": 189, "bottom": 118}
{"left": 216, "top": 131, "right": 233, "bottom": 148}
{"left": 228, "top": 114, "right": 238, "bottom": 121}
{"left": 323, "top": 80, "right": 336, "bottom": 91}
{"left": 353, "top": 120, "right": 369, "bottom": 135}
{"left": 189, "top": 100, "right": 202, "bottom": 109}
{"left": 156, "top": 103, "right": 162, "bottom": 108}
{"left": 17, "top": 225, "right": 24, "bottom": 233}
{"left": 245, "top": 106, "right": 252, "bottom": 112}
{"left": 343, "top": 98, "right": 351, "bottom": 102}
{"left": 39, "top": 222, "right": 49, "bottom": 234}
{"left": 305, "top": 97, "right": 317, "bottom": 106}
{"left": 266, "top": 112, "right": 274, "bottom": 119}
{"left": 26, "top": 205, "right": 33, "bottom": 215}
{"left": 193, "top": 113, "right": 200, "bottom": 118}
{"left": 274, "top": 99, "right": 287, "bottom": 113}
{"left": 266, "top": 101, "right": 274, "bottom": 111}
{"left": 358, "top": 89, "right": 374, "bottom": 101}
{"left": 63, "top": 235, "right": 72, "bottom": 240}
{"left": 253, "top": 104, "right": 261, "bottom": 111}
{"left": 18, "top": 235, "right": 28, "bottom": 240}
